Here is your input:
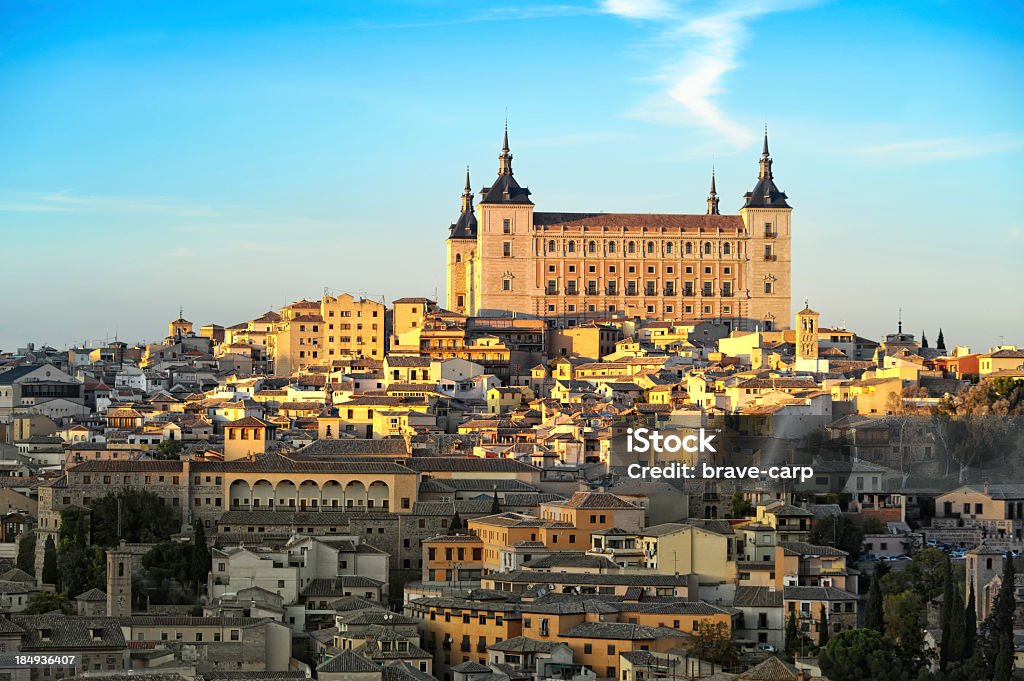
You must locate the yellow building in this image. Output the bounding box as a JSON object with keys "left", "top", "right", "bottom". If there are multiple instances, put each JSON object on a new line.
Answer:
{"left": 270, "top": 296, "right": 385, "bottom": 376}
{"left": 447, "top": 127, "right": 792, "bottom": 332}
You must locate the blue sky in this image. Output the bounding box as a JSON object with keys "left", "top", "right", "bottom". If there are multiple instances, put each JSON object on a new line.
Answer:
{"left": 1, "top": 0, "right": 1021, "bottom": 352}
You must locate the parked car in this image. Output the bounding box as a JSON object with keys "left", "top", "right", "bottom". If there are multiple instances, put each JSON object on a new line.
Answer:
{"left": 861, "top": 553, "right": 879, "bottom": 562}
{"left": 756, "top": 643, "right": 778, "bottom": 653}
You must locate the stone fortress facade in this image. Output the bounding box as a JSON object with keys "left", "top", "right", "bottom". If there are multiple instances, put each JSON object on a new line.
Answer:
{"left": 447, "top": 126, "right": 792, "bottom": 332}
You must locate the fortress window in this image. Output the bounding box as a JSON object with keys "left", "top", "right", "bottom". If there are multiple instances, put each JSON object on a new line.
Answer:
{"left": 704, "top": 242, "right": 712, "bottom": 255}
{"left": 502, "top": 280, "right": 511, "bottom": 291}
{"left": 588, "top": 241, "right": 596, "bottom": 253}
{"left": 608, "top": 241, "right": 616, "bottom": 253}
{"left": 503, "top": 219, "right": 511, "bottom": 234}
{"left": 628, "top": 242, "right": 635, "bottom": 254}
{"left": 568, "top": 241, "right": 576, "bottom": 253}
{"left": 548, "top": 240, "right": 556, "bottom": 252}
{"left": 647, "top": 241, "right": 655, "bottom": 254}
{"left": 666, "top": 242, "right": 673, "bottom": 254}
{"left": 764, "top": 282, "right": 774, "bottom": 294}
{"left": 455, "top": 253, "right": 462, "bottom": 263}
{"left": 685, "top": 242, "right": 693, "bottom": 254}
{"left": 503, "top": 242, "right": 511, "bottom": 257}
{"left": 723, "top": 243, "right": 731, "bottom": 255}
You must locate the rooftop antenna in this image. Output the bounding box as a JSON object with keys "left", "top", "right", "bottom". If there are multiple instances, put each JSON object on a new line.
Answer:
{"left": 897, "top": 308, "right": 903, "bottom": 334}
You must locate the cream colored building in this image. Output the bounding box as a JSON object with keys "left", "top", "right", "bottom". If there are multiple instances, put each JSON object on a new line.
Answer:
{"left": 269, "top": 295, "right": 386, "bottom": 376}
{"left": 447, "top": 127, "right": 792, "bottom": 332}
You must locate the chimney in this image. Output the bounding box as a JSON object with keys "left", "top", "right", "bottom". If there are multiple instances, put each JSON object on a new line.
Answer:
{"left": 985, "top": 480, "right": 990, "bottom": 495}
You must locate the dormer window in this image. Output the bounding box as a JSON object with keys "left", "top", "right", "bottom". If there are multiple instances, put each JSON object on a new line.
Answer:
{"left": 39, "top": 628, "right": 53, "bottom": 641}
{"left": 90, "top": 627, "right": 104, "bottom": 641}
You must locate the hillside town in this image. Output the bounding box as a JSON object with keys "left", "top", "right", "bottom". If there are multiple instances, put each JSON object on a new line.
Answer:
{"left": 0, "top": 295, "right": 1022, "bottom": 681}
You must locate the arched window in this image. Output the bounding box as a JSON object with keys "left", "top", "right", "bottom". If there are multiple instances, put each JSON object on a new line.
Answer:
{"left": 647, "top": 241, "right": 655, "bottom": 254}
{"left": 547, "top": 240, "right": 555, "bottom": 253}
{"left": 723, "top": 242, "right": 731, "bottom": 255}
{"left": 588, "top": 241, "right": 596, "bottom": 254}
{"left": 666, "top": 242, "right": 673, "bottom": 254}
{"left": 455, "top": 253, "right": 462, "bottom": 263}
{"left": 685, "top": 242, "right": 692, "bottom": 255}
{"left": 567, "top": 241, "right": 576, "bottom": 253}
{"left": 704, "top": 242, "right": 712, "bottom": 255}
{"left": 608, "top": 241, "right": 616, "bottom": 253}
{"left": 628, "top": 241, "right": 635, "bottom": 254}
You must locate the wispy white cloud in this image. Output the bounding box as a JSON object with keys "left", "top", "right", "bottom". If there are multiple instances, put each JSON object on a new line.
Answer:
{"left": 857, "top": 133, "right": 1024, "bottom": 162}
{"left": 600, "top": 0, "right": 818, "bottom": 148}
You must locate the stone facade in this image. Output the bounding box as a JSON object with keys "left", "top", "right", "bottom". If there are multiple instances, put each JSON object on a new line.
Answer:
{"left": 447, "top": 128, "right": 792, "bottom": 333}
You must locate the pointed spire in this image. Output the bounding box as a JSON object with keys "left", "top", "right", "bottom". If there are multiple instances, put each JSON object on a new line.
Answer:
{"left": 498, "top": 121, "right": 513, "bottom": 177}
{"left": 758, "top": 127, "right": 773, "bottom": 181}
{"left": 706, "top": 166, "right": 720, "bottom": 215}
{"left": 460, "top": 166, "right": 474, "bottom": 214}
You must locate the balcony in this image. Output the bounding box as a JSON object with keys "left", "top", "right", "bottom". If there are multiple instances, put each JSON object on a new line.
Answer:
{"left": 644, "top": 288, "right": 657, "bottom": 296}
{"left": 477, "top": 643, "right": 488, "bottom": 653}
{"left": 606, "top": 286, "right": 618, "bottom": 295}
{"left": 545, "top": 287, "right": 558, "bottom": 295}
{"left": 625, "top": 288, "right": 639, "bottom": 297}
{"left": 764, "top": 255, "right": 777, "bottom": 261}
{"left": 565, "top": 287, "right": 579, "bottom": 296}
{"left": 460, "top": 641, "right": 471, "bottom": 652}
{"left": 721, "top": 290, "right": 734, "bottom": 298}
{"left": 586, "top": 286, "right": 599, "bottom": 296}
{"left": 664, "top": 288, "right": 676, "bottom": 296}
{"left": 683, "top": 288, "right": 694, "bottom": 297}
{"left": 702, "top": 289, "right": 714, "bottom": 297}
{"left": 764, "top": 230, "right": 778, "bottom": 238}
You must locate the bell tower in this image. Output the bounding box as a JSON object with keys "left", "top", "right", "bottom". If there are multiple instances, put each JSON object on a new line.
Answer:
{"left": 106, "top": 545, "right": 133, "bottom": 617}
{"left": 741, "top": 128, "right": 792, "bottom": 331}
{"left": 446, "top": 167, "right": 478, "bottom": 315}
{"left": 796, "top": 302, "right": 819, "bottom": 361}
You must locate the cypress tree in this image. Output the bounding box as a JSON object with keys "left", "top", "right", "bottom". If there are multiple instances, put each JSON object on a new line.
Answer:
{"left": 818, "top": 604, "right": 829, "bottom": 648}
{"left": 940, "top": 555, "right": 954, "bottom": 669}
{"left": 992, "top": 556, "right": 1016, "bottom": 681}
{"left": 937, "top": 328, "right": 946, "bottom": 350}
{"left": 42, "top": 535, "right": 59, "bottom": 586}
{"left": 490, "top": 486, "right": 501, "bottom": 515}
{"left": 966, "top": 582, "right": 977, "bottom": 657}
{"left": 948, "top": 582, "right": 967, "bottom": 666}
{"left": 191, "top": 520, "right": 211, "bottom": 591}
{"left": 922, "top": 331, "right": 929, "bottom": 348}
{"left": 866, "top": 573, "right": 885, "bottom": 632}
{"left": 785, "top": 611, "right": 800, "bottom": 659}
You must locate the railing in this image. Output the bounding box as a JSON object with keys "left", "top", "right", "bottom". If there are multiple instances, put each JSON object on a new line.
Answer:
{"left": 586, "top": 287, "right": 599, "bottom": 296}
{"left": 606, "top": 286, "right": 618, "bottom": 295}
{"left": 545, "top": 287, "right": 557, "bottom": 295}
{"left": 764, "top": 255, "right": 777, "bottom": 261}
{"left": 625, "top": 289, "right": 638, "bottom": 296}
{"left": 664, "top": 288, "right": 675, "bottom": 296}
{"left": 565, "top": 288, "right": 579, "bottom": 296}
{"left": 645, "top": 288, "right": 656, "bottom": 296}
{"left": 721, "top": 290, "right": 734, "bottom": 297}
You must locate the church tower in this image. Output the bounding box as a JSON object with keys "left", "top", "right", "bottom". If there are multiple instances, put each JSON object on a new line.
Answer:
{"left": 474, "top": 124, "right": 535, "bottom": 317}
{"left": 796, "top": 303, "right": 819, "bottom": 361}
{"left": 741, "top": 129, "right": 792, "bottom": 331}
{"left": 106, "top": 545, "right": 133, "bottom": 617}
{"left": 446, "top": 167, "right": 478, "bottom": 315}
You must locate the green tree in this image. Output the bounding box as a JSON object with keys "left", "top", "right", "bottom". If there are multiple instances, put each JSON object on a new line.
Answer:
{"left": 730, "top": 492, "right": 753, "bottom": 518}
{"left": 23, "top": 591, "right": 72, "bottom": 615}
{"left": 922, "top": 332, "right": 929, "bottom": 349}
{"left": 818, "top": 604, "right": 829, "bottom": 648}
{"left": 154, "top": 439, "right": 183, "bottom": 459}
{"left": 89, "top": 490, "right": 181, "bottom": 547}
{"left": 690, "top": 621, "right": 738, "bottom": 668}
{"left": 940, "top": 555, "right": 955, "bottom": 670}
{"left": 784, "top": 611, "right": 800, "bottom": 659}
{"left": 57, "top": 508, "right": 105, "bottom": 597}
{"left": 138, "top": 541, "right": 203, "bottom": 605}
{"left": 866, "top": 573, "right": 885, "bottom": 631}
{"left": 884, "top": 590, "right": 928, "bottom": 674}
{"left": 191, "top": 521, "right": 211, "bottom": 590}
{"left": 41, "top": 535, "right": 59, "bottom": 586}
{"left": 449, "top": 510, "right": 464, "bottom": 534}
{"left": 992, "top": 556, "right": 1016, "bottom": 681}
{"left": 965, "top": 582, "right": 976, "bottom": 657}
{"left": 936, "top": 328, "right": 945, "bottom": 351}
{"left": 808, "top": 515, "right": 865, "bottom": 561}
{"left": 16, "top": 531, "right": 36, "bottom": 575}
{"left": 490, "top": 489, "right": 501, "bottom": 515}
{"left": 820, "top": 628, "right": 912, "bottom": 681}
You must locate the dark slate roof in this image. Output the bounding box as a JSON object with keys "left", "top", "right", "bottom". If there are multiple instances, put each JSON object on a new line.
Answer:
{"left": 0, "top": 568, "right": 35, "bottom": 583}
{"left": 742, "top": 177, "right": 790, "bottom": 209}
{"left": 381, "top": 661, "right": 438, "bottom": 681}
{"left": 488, "top": 570, "right": 688, "bottom": 587}
{"left": 0, "top": 364, "right": 46, "bottom": 385}
{"left": 733, "top": 586, "right": 784, "bottom": 608}
{"left": 449, "top": 208, "right": 478, "bottom": 239}
{"left": 521, "top": 553, "right": 619, "bottom": 570}
{"left": 12, "top": 615, "right": 125, "bottom": 649}
{"left": 738, "top": 656, "right": 801, "bottom": 681}
{"left": 191, "top": 454, "right": 415, "bottom": 475}
{"left": 301, "top": 576, "right": 384, "bottom": 597}
{"left": 330, "top": 596, "right": 381, "bottom": 611}
{"left": 317, "top": 650, "right": 383, "bottom": 674}
{"left": 451, "top": 662, "right": 492, "bottom": 673}
{"left": 777, "top": 541, "right": 847, "bottom": 557}
{"left": 412, "top": 500, "right": 495, "bottom": 516}
{"left": 420, "top": 478, "right": 539, "bottom": 493}
{"left": 202, "top": 674, "right": 309, "bottom": 680}
{"left": 561, "top": 622, "right": 687, "bottom": 640}
{"left": 480, "top": 174, "right": 533, "bottom": 205}
{"left": 402, "top": 458, "right": 539, "bottom": 473}
{"left": 782, "top": 586, "right": 857, "bottom": 601}
{"left": 299, "top": 438, "right": 410, "bottom": 456}
{"left": 488, "top": 636, "right": 567, "bottom": 653}
{"left": 75, "top": 588, "right": 107, "bottom": 602}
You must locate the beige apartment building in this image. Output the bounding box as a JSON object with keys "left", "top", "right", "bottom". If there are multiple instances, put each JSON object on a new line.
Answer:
{"left": 447, "top": 127, "right": 792, "bottom": 332}
{"left": 269, "top": 295, "right": 385, "bottom": 376}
